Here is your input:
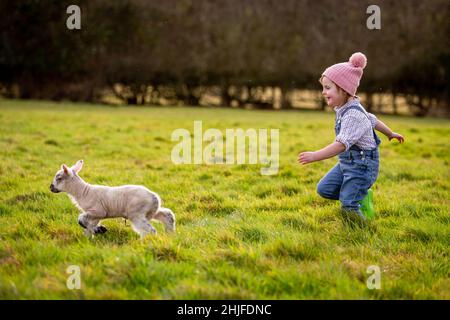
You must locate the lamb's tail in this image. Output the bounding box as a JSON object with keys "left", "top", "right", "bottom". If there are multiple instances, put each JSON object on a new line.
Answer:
{"left": 154, "top": 207, "right": 176, "bottom": 232}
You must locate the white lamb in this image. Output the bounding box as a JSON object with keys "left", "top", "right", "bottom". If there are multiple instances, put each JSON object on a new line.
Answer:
{"left": 50, "top": 160, "right": 175, "bottom": 239}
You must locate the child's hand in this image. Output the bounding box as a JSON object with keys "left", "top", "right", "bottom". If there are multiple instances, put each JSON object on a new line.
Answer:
{"left": 298, "top": 152, "right": 317, "bottom": 165}
{"left": 388, "top": 132, "right": 405, "bottom": 143}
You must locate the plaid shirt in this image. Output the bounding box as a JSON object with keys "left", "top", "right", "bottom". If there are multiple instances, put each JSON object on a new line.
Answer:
{"left": 334, "top": 98, "right": 378, "bottom": 151}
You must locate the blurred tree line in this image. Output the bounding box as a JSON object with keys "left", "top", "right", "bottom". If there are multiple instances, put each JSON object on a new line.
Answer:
{"left": 0, "top": 0, "right": 448, "bottom": 116}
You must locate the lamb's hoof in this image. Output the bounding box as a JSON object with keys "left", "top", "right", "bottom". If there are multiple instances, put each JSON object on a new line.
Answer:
{"left": 94, "top": 225, "right": 108, "bottom": 234}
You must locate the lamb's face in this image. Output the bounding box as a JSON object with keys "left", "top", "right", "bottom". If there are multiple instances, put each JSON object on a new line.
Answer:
{"left": 50, "top": 160, "right": 84, "bottom": 193}
{"left": 50, "top": 169, "right": 72, "bottom": 193}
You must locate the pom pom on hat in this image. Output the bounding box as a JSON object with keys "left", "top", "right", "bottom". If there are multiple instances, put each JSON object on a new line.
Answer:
{"left": 349, "top": 52, "right": 367, "bottom": 69}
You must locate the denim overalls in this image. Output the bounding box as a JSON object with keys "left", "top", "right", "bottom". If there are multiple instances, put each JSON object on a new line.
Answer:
{"left": 317, "top": 104, "right": 381, "bottom": 218}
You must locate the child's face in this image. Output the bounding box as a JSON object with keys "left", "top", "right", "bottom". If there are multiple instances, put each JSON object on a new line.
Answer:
{"left": 321, "top": 76, "right": 347, "bottom": 107}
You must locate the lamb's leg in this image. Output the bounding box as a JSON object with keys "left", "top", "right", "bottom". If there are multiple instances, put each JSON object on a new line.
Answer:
{"left": 130, "top": 215, "right": 157, "bottom": 239}
{"left": 154, "top": 208, "right": 176, "bottom": 232}
{"left": 77, "top": 213, "right": 105, "bottom": 238}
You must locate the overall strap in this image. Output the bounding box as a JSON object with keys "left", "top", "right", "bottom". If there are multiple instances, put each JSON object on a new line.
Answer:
{"left": 338, "top": 104, "right": 370, "bottom": 121}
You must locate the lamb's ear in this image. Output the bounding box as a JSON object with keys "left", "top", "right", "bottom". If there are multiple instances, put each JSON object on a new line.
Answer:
{"left": 62, "top": 164, "right": 71, "bottom": 175}
{"left": 72, "top": 160, "right": 84, "bottom": 174}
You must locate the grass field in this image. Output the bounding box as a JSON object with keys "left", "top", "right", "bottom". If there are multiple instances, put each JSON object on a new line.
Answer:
{"left": 0, "top": 99, "right": 449, "bottom": 299}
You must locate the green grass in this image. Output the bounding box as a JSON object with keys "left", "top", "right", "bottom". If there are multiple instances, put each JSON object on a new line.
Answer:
{"left": 0, "top": 98, "right": 449, "bottom": 299}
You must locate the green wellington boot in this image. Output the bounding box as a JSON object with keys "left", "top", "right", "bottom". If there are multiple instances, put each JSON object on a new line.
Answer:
{"left": 359, "top": 188, "right": 375, "bottom": 219}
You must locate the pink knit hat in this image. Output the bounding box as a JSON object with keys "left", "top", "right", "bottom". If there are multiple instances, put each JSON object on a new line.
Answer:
{"left": 322, "top": 52, "right": 367, "bottom": 96}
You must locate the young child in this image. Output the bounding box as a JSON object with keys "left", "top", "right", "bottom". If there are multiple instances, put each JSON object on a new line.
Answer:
{"left": 298, "top": 52, "right": 404, "bottom": 221}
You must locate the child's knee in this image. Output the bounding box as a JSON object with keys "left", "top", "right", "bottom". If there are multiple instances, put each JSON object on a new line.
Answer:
{"left": 317, "top": 181, "right": 338, "bottom": 200}
{"left": 316, "top": 182, "right": 327, "bottom": 198}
